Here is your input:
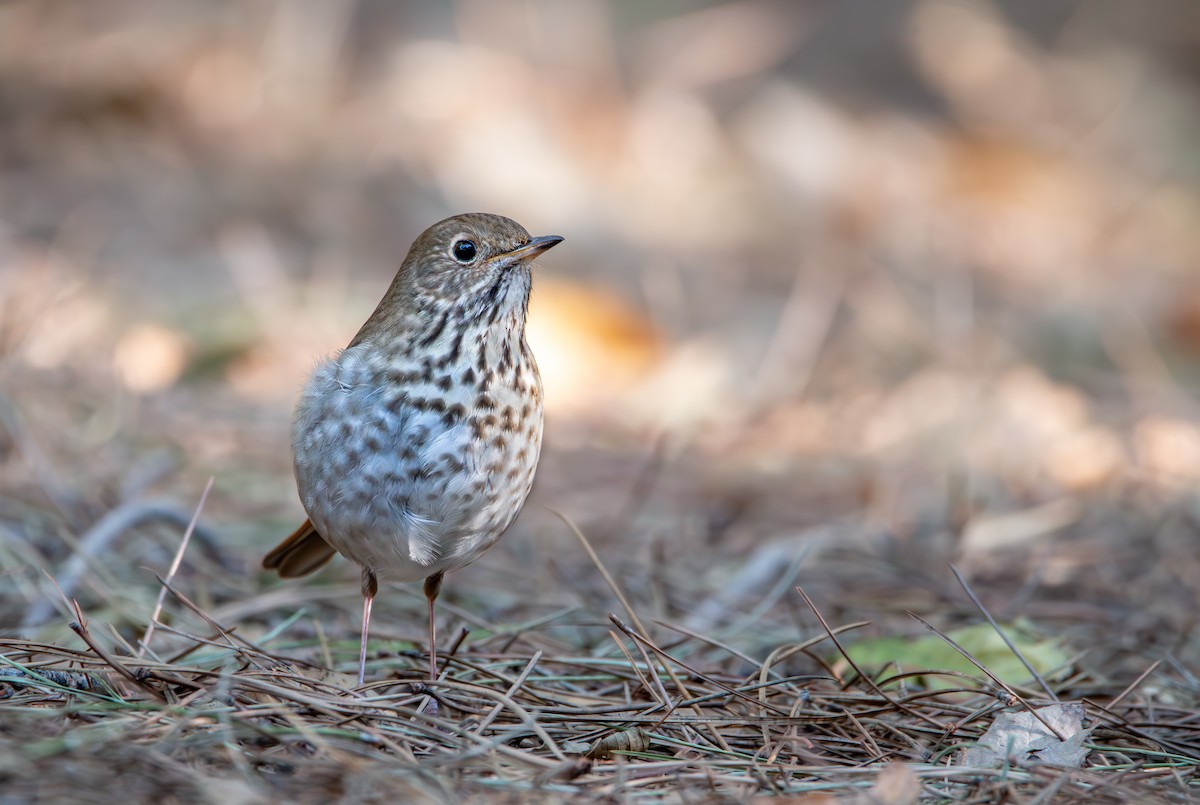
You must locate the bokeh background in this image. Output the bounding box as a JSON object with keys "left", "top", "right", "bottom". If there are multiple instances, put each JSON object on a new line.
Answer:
{"left": 3, "top": 0, "right": 1200, "bottom": 697}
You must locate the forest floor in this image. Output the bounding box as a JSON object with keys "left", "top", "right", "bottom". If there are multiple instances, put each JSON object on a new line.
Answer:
{"left": 2, "top": 2, "right": 1200, "bottom": 802}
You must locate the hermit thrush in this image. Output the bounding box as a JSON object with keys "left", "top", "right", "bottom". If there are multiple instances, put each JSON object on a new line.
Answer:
{"left": 263, "top": 213, "right": 562, "bottom": 685}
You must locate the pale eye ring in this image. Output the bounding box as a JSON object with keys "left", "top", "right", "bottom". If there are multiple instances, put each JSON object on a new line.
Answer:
{"left": 452, "top": 239, "right": 477, "bottom": 263}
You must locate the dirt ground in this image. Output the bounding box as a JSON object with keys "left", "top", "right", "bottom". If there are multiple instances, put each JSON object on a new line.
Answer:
{"left": 1, "top": 2, "right": 1199, "bottom": 802}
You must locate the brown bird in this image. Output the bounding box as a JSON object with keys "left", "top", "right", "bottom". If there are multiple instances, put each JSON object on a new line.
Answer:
{"left": 263, "top": 213, "right": 562, "bottom": 685}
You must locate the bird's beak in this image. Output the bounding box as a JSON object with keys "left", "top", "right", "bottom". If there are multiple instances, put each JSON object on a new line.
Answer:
{"left": 504, "top": 235, "right": 564, "bottom": 262}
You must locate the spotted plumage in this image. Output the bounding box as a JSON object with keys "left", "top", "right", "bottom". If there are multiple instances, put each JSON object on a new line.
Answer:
{"left": 262, "top": 213, "right": 562, "bottom": 686}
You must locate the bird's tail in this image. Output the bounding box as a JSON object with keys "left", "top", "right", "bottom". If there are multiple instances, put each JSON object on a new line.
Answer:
{"left": 262, "top": 518, "right": 337, "bottom": 577}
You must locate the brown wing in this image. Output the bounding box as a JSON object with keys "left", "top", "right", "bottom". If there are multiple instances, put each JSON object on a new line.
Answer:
{"left": 262, "top": 518, "right": 337, "bottom": 578}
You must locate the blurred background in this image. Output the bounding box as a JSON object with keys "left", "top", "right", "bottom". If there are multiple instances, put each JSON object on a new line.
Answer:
{"left": 2, "top": 0, "right": 1199, "bottom": 674}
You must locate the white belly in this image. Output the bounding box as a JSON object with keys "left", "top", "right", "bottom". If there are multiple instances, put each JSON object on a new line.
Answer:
{"left": 292, "top": 342, "right": 543, "bottom": 582}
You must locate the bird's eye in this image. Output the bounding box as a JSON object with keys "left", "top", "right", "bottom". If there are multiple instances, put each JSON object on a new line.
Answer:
{"left": 452, "top": 239, "right": 477, "bottom": 263}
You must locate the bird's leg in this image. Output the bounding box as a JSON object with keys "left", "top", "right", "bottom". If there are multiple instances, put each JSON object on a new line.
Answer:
{"left": 358, "top": 569, "right": 378, "bottom": 687}
{"left": 423, "top": 571, "right": 444, "bottom": 682}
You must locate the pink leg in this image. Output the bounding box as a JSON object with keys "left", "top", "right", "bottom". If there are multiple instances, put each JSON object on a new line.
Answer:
{"left": 358, "top": 569, "right": 378, "bottom": 686}
{"left": 358, "top": 592, "right": 373, "bottom": 686}
{"left": 427, "top": 594, "right": 436, "bottom": 682}
{"left": 423, "top": 571, "right": 444, "bottom": 682}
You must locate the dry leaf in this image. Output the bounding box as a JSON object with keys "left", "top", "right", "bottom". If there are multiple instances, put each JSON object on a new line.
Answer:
{"left": 587, "top": 728, "right": 650, "bottom": 759}
{"left": 1135, "top": 416, "right": 1200, "bottom": 485}
{"left": 961, "top": 498, "right": 1080, "bottom": 554}
{"left": 113, "top": 323, "right": 189, "bottom": 393}
{"left": 525, "top": 279, "right": 661, "bottom": 415}
{"left": 961, "top": 702, "right": 1092, "bottom": 768}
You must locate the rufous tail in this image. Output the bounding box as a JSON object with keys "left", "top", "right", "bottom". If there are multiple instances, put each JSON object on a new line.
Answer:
{"left": 262, "top": 518, "right": 337, "bottom": 577}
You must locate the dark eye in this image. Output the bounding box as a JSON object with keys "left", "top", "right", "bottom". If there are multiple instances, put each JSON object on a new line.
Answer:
{"left": 452, "top": 239, "right": 477, "bottom": 262}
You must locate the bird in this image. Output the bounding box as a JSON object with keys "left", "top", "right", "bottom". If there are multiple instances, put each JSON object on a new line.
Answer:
{"left": 262, "top": 212, "right": 562, "bottom": 686}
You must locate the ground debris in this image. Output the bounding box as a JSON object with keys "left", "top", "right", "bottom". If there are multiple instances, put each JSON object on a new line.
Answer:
{"left": 960, "top": 702, "right": 1092, "bottom": 768}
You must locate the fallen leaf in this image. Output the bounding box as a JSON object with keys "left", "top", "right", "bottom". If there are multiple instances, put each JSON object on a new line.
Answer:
{"left": 961, "top": 702, "right": 1092, "bottom": 768}
{"left": 960, "top": 498, "right": 1081, "bottom": 553}
{"left": 841, "top": 621, "right": 1068, "bottom": 690}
